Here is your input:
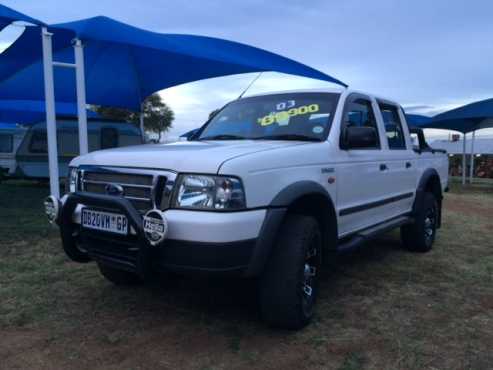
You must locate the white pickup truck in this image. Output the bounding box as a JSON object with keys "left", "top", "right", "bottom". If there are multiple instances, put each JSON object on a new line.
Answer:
{"left": 45, "top": 88, "right": 448, "bottom": 329}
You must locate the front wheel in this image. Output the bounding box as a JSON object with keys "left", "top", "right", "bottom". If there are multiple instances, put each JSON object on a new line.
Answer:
{"left": 401, "top": 192, "right": 438, "bottom": 253}
{"left": 259, "top": 214, "right": 322, "bottom": 329}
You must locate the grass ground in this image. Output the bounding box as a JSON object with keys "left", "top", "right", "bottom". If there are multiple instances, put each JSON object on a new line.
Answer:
{"left": 0, "top": 180, "right": 492, "bottom": 370}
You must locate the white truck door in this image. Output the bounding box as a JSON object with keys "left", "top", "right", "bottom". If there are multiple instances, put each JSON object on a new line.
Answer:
{"left": 375, "top": 101, "right": 417, "bottom": 216}
{"left": 335, "top": 94, "right": 391, "bottom": 236}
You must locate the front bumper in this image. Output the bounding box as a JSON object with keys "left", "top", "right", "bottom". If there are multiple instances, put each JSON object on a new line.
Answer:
{"left": 57, "top": 192, "right": 285, "bottom": 277}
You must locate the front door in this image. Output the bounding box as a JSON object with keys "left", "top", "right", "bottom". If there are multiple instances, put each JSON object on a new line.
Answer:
{"left": 335, "top": 94, "right": 390, "bottom": 236}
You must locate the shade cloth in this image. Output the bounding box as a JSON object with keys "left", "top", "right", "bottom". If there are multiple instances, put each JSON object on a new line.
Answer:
{"left": 405, "top": 114, "right": 432, "bottom": 127}
{"left": 420, "top": 98, "right": 493, "bottom": 133}
{"left": 0, "top": 4, "right": 44, "bottom": 30}
{"left": 0, "top": 16, "right": 347, "bottom": 110}
{"left": 0, "top": 99, "right": 98, "bottom": 124}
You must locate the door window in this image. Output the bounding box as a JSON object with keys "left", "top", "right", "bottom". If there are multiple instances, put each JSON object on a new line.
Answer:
{"left": 341, "top": 97, "right": 380, "bottom": 149}
{"left": 379, "top": 103, "right": 406, "bottom": 149}
{"left": 0, "top": 134, "right": 13, "bottom": 153}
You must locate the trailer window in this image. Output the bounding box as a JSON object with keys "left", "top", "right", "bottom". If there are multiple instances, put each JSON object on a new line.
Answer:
{"left": 101, "top": 127, "right": 119, "bottom": 149}
{"left": 0, "top": 134, "right": 13, "bottom": 153}
{"left": 29, "top": 131, "right": 48, "bottom": 153}
{"left": 59, "top": 131, "right": 79, "bottom": 156}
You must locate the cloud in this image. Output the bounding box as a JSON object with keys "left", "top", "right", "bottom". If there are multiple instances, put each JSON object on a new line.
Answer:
{"left": 3, "top": 0, "right": 493, "bottom": 139}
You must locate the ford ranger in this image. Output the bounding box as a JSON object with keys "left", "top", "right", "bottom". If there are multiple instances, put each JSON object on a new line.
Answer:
{"left": 44, "top": 88, "right": 449, "bottom": 329}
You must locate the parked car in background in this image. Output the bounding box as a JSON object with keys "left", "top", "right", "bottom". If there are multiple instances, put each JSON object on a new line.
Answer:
{"left": 179, "top": 128, "right": 199, "bottom": 141}
{"left": 0, "top": 123, "right": 27, "bottom": 181}
{"left": 16, "top": 119, "right": 142, "bottom": 179}
{"left": 46, "top": 88, "right": 449, "bottom": 329}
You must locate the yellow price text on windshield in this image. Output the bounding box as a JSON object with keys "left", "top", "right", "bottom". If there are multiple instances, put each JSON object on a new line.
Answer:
{"left": 257, "top": 104, "right": 320, "bottom": 126}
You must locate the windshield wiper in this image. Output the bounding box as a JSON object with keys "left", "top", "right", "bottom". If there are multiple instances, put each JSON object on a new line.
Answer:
{"left": 254, "top": 134, "right": 321, "bottom": 142}
{"left": 198, "top": 134, "right": 247, "bottom": 141}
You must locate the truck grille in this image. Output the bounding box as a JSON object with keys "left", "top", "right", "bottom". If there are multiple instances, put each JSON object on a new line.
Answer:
{"left": 79, "top": 167, "right": 174, "bottom": 213}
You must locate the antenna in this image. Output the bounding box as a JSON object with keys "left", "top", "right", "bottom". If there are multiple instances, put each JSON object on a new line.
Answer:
{"left": 237, "top": 72, "right": 263, "bottom": 99}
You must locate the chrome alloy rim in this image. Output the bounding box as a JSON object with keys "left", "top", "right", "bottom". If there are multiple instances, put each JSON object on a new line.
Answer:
{"left": 302, "top": 242, "right": 318, "bottom": 314}
{"left": 424, "top": 207, "right": 436, "bottom": 246}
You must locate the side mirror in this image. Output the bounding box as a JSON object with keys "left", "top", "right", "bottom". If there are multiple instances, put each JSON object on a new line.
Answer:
{"left": 341, "top": 126, "right": 378, "bottom": 149}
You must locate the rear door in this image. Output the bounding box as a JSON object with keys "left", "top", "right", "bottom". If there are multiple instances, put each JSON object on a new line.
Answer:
{"left": 376, "top": 101, "right": 417, "bottom": 216}
{"left": 336, "top": 94, "right": 391, "bottom": 236}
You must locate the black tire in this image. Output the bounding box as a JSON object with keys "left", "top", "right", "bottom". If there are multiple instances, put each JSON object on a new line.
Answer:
{"left": 98, "top": 264, "right": 143, "bottom": 285}
{"left": 259, "top": 214, "right": 322, "bottom": 330}
{"left": 60, "top": 229, "right": 91, "bottom": 263}
{"left": 401, "top": 192, "right": 438, "bottom": 253}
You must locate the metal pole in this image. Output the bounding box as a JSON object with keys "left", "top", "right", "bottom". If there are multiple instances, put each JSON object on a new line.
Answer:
{"left": 469, "top": 130, "right": 476, "bottom": 184}
{"left": 462, "top": 132, "right": 466, "bottom": 185}
{"left": 41, "top": 27, "right": 60, "bottom": 198}
{"left": 139, "top": 103, "right": 145, "bottom": 142}
{"left": 74, "top": 39, "right": 88, "bottom": 155}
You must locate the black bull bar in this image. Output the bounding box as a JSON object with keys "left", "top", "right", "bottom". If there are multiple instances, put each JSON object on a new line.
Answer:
{"left": 59, "top": 191, "right": 153, "bottom": 278}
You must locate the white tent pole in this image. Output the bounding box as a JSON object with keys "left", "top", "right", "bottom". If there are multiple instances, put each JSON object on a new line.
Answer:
{"left": 469, "top": 130, "right": 476, "bottom": 184}
{"left": 41, "top": 27, "right": 60, "bottom": 198}
{"left": 462, "top": 132, "right": 466, "bottom": 185}
{"left": 139, "top": 103, "right": 145, "bottom": 142}
{"left": 74, "top": 39, "right": 88, "bottom": 155}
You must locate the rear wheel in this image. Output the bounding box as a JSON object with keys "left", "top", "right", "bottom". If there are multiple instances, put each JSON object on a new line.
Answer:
{"left": 401, "top": 192, "right": 438, "bottom": 252}
{"left": 98, "top": 264, "right": 143, "bottom": 285}
{"left": 259, "top": 214, "right": 322, "bottom": 329}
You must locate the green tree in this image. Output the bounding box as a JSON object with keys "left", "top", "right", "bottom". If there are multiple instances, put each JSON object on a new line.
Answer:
{"left": 94, "top": 93, "right": 174, "bottom": 141}
{"left": 141, "top": 94, "right": 174, "bottom": 141}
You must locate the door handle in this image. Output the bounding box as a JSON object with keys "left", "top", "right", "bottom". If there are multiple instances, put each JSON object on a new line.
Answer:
{"left": 379, "top": 164, "right": 388, "bottom": 171}
{"left": 406, "top": 162, "right": 412, "bottom": 168}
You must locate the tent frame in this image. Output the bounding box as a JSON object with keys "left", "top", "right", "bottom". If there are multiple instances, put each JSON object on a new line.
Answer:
{"left": 41, "top": 27, "right": 88, "bottom": 198}
{"left": 469, "top": 130, "right": 476, "bottom": 184}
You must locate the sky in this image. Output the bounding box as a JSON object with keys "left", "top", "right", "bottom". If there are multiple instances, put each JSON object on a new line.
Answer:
{"left": 1, "top": 0, "right": 493, "bottom": 140}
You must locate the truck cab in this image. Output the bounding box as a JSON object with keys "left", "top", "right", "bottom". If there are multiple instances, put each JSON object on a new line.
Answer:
{"left": 45, "top": 88, "right": 448, "bottom": 329}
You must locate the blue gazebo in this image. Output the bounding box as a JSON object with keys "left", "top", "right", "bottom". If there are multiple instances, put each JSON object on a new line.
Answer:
{"left": 416, "top": 98, "right": 493, "bottom": 184}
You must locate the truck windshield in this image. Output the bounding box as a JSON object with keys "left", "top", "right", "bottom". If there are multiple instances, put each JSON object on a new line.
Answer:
{"left": 198, "top": 92, "right": 340, "bottom": 142}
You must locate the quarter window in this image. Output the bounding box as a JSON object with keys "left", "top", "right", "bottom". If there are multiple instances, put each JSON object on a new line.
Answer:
{"left": 379, "top": 103, "right": 406, "bottom": 149}
{"left": 0, "top": 134, "right": 13, "bottom": 153}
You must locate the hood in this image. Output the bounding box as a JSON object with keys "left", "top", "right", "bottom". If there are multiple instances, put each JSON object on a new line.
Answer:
{"left": 70, "top": 140, "right": 307, "bottom": 173}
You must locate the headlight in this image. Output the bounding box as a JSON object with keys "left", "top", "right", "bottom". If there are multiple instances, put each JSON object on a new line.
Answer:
{"left": 174, "top": 174, "right": 245, "bottom": 210}
{"left": 65, "top": 167, "right": 78, "bottom": 194}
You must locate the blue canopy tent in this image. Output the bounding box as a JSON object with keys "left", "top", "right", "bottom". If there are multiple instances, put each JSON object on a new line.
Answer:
{"left": 0, "top": 121, "right": 19, "bottom": 130}
{"left": 0, "top": 7, "right": 347, "bottom": 196}
{"left": 418, "top": 98, "right": 493, "bottom": 184}
{"left": 0, "top": 99, "right": 98, "bottom": 124}
{"left": 405, "top": 114, "right": 432, "bottom": 127}
{"left": 0, "top": 16, "right": 346, "bottom": 110}
{"left": 0, "top": 4, "right": 44, "bottom": 30}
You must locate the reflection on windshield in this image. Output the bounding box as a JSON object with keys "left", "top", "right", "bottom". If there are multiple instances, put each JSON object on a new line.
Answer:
{"left": 198, "top": 93, "right": 340, "bottom": 142}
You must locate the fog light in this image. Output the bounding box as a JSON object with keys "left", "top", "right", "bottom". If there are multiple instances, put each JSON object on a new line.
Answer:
{"left": 143, "top": 210, "right": 168, "bottom": 246}
{"left": 44, "top": 195, "right": 60, "bottom": 224}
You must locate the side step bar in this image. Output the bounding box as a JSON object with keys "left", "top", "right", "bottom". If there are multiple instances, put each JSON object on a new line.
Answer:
{"left": 337, "top": 216, "right": 414, "bottom": 254}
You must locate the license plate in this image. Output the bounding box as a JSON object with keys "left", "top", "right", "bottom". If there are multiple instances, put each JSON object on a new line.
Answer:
{"left": 81, "top": 208, "right": 128, "bottom": 235}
